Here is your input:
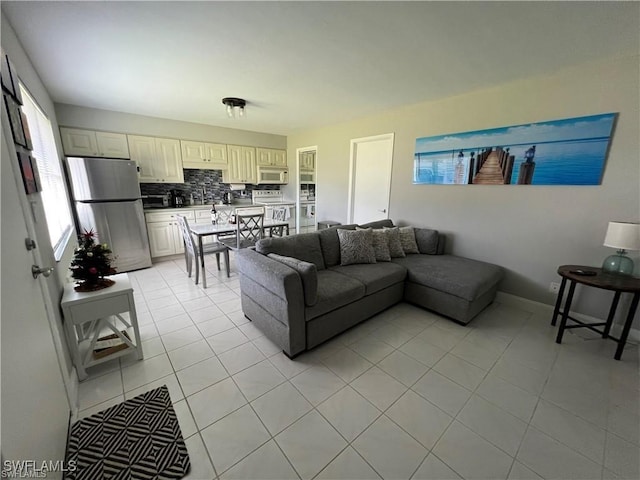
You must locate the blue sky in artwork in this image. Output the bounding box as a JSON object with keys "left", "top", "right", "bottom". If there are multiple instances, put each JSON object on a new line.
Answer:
{"left": 415, "top": 113, "right": 616, "bottom": 154}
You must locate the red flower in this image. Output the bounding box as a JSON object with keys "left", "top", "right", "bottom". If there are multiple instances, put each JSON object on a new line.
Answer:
{"left": 88, "top": 267, "right": 98, "bottom": 275}
{"left": 83, "top": 229, "right": 96, "bottom": 240}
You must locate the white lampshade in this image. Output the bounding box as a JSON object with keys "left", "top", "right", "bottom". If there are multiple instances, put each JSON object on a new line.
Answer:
{"left": 603, "top": 222, "right": 640, "bottom": 251}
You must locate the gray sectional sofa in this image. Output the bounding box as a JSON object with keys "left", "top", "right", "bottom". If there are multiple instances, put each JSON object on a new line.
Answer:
{"left": 236, "top": 220, "right": 503, "bottom": 358}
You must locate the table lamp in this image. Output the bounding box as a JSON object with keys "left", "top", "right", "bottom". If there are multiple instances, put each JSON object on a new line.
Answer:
{"left": 602, "top": 221, "right": 640, "bottom": 275}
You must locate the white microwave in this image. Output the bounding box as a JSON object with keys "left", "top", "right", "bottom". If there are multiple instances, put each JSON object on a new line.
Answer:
{"left": 257, "top": 167, "right": 288, "bottom": 185}
{"left": 299, "top": 170, "right": 315, "bottom": 184}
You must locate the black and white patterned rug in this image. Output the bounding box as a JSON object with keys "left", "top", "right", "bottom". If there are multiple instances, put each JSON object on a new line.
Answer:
{"left": 65, "top": 385, "right": 190, "bottom": 480}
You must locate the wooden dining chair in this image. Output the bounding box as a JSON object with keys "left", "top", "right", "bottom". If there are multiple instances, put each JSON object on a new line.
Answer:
{"left": 176, "top": 215, "right": 230, "bottom": 284}
{"left": 219, "top": 212, "right": 265, "bottom": 250}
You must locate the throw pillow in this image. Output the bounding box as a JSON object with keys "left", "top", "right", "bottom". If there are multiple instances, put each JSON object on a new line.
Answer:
{"left": 383, "top": 227, "right": 406, "bottom": 258}
{"left": 399, "top": 226, "right": 419, "bottom": 254}
{"left": 356, "top": 227, "right": 391, "bottom": 262}
{"left": 337, "top": 229, "right": 377, "bottom": 266}
{"left": 267, "top": 253, "right": 318, "bottom": 306}
{"left": 414, "top": 228, "right": 439, "bottom": 255}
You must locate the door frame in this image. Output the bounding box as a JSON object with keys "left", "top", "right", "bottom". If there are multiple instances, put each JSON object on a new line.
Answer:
{"left": 296, "top": 145, "right": 317, "bottom": 234}
{"left": 347, "top": 133, "right": 395, "bottom": 224}
{"left": 1, "top": 95, "right": 76, "bottom": 413}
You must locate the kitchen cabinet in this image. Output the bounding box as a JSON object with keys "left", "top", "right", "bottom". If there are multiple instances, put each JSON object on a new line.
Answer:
{"left": 223, "top": 145, "right": 257, "bottom": 184}
{"left": 145, "top": 210, "right": 194, "bottom": 257}
{"left": 129, "top": 135, "right": 184, "bottom": 183}
{"left": 147, "top": 222, "right": 181, "bottom": 257}
{"left": 60, "top": 127, "right": 130, "bottom": 158}
{"left": 299, "top": 151, "right": 315, "bottom": 171}
{"left": 256, "top": 148, "right": 287, "bottom": 167}
{"left": 181, "top": 141, "right": 228, "bottom": 169}
{"left": 145, "top": 207, "right": 236, "bottom": 258}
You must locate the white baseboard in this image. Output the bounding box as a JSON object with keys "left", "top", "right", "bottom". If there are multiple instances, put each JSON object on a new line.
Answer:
{"left": 68, "top": 366, "right": 80, "bottom": 421}
{"left": 495, "top": 291, "right": 640, "bottom": 344}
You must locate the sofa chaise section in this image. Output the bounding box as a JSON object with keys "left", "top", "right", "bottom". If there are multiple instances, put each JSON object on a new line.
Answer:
{"left": 392, "top": 254, "right": 503, "bottom": 324}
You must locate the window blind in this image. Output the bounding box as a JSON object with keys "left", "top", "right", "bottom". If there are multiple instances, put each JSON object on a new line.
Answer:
{"left": 19, "top": 85, "right": 73, "bottom": 257}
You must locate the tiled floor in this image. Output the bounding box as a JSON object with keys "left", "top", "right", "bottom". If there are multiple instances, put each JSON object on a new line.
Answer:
{"left": 76, "top": 256, "right": 639, "bottom": 480}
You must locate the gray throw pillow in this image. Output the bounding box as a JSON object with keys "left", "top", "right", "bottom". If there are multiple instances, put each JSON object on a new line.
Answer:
{"left": 414, "top": 228, "right": 439, "bottom": 254}
{"left": 337, "top": 229, "right": 377, "bottom": 266}
{"left": 268, "top": 253, "right": 318, "bottom": 306}
{"left": 399, "top": 226, "right": 419, "bottom": 254}
{"left": 383, "top": 227, "right": 406, "bottom": 258}
{"left": 357, "top": 227, "right": 391, "bottom": 262}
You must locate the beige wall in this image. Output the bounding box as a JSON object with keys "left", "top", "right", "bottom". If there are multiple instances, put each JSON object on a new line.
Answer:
{"left": 288, "top": 55, "right": 640, "bottom": 323}
{"left": 55, "top": 103, "right": 287, "bottom": 149}
{"left": 1, "top": 15, "right": 76, "bottom": 378}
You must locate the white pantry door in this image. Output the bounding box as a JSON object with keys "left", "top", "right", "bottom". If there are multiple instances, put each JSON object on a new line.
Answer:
{"left": 348, "top": 133, "right": 394, "bottom": 224}
{"left": 1, "top": 112, "right": 70, "bottom": 474}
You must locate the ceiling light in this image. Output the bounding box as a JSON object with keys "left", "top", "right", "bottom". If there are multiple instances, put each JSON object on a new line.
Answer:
{"left": 222, "top": 97, "right": 246, "bottom": 118}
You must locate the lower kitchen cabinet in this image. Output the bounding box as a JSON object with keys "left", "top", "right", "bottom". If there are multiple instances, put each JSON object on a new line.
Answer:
{"left": 147, "top": 222, "right": 183, "bottom": 257}
{"left": 145, "top": 210, "right": 194, "bottom": 258}
{"left": 145, "top": 208, "right": 237, "bottom": 259}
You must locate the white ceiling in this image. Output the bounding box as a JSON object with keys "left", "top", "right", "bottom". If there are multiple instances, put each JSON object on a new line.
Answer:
{"left": 2, "top": 1, "right": 638, "bottom": 136}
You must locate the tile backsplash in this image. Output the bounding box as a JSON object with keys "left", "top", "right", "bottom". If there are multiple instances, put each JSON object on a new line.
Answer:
{"left": 139, "top": 169, "right": 279, "bottom": 204}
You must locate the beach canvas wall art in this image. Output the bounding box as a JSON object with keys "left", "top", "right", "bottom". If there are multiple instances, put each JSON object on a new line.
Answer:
{"left": 413, "top": 113, "right": 616, "bottom": 186}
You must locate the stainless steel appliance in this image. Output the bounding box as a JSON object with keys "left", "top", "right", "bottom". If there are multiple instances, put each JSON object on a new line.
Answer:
{"left": 169, "top": 189, "right": 185, "bottom": 208}
{"left": 66, "top": 157, "right": 152, "bottom": 272}
{"left": 142, "top": 194, "right": 169, "bottom": 208}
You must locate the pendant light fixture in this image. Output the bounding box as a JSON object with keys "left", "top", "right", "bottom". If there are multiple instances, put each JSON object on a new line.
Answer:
{"left": 222, "top": 97, "right": 246, "bottom": 118}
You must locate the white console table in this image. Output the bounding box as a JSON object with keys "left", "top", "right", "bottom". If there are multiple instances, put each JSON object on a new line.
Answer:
{"left": 61, "top": 273, "right": 143, "bottom": 381}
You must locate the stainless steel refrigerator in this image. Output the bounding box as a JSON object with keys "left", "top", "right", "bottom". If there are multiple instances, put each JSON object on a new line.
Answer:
{"left": 66, "top": 157, "right": 152, "bottom": 272}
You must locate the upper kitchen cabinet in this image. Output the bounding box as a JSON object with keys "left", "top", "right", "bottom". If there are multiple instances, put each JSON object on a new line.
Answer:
{"left": 60, "top": 127, "right": 130, "bottom": 158}
{"left": 181, "top": 140, "right": 228, "bottom": 169}
{"left": 128, "top": 135, "right": 184, "bottom": 183}
{"left": 256, "top": 148, "right": 287, "bottom": 167}
{"left": 299, "top": 151, "right": 315, "bottom": 170}
{"left": 223, "top": 145, "right": 256, "bottom": 184}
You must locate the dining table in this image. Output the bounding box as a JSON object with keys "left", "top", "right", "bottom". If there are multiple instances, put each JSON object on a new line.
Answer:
{"left": 188, "top": 220, "right": 290, "bottom": 288}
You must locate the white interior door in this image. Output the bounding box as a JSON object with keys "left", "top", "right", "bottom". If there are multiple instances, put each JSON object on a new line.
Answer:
{"left": 1, "top": 129, "right": 70, "bottom": 472}
{"left": 348, "top": 133, "right": 394, "bottom": 224}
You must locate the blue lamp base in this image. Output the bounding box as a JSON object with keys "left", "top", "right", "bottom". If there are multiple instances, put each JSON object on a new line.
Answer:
{"left": 602, "top": 250, "right": 634, "bottom": 275}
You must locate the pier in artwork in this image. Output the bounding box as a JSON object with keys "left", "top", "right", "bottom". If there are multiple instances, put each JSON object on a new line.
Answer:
{"left": 471, "top": 147, "right": 517, "bottom": 185}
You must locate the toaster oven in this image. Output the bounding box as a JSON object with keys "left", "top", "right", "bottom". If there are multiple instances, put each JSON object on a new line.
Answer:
{"left": 142, "top": 195, "right": 169, "bottom": 208}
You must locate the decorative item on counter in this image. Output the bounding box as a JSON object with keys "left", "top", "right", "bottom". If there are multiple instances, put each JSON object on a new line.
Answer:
{"left": 70, "top": 229, "right": 117, "bottom": 292}
{"left": 211, "top": 204, "right": 218, "bottom": 224}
